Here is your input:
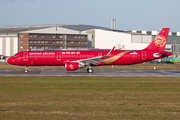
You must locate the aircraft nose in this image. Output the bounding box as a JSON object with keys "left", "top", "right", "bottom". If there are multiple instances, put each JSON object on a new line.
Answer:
{"left": 7, "top": 58, "right": 14, "bottom": 65}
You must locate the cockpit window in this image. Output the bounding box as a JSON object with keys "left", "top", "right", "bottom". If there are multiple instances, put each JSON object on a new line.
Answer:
{"left": 13, "top": 55, "right": 19, "bottom": 57}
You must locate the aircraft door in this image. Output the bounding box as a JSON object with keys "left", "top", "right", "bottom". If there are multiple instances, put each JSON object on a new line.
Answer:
{"left": 57, "top": 52, "right": 61, "bottom": 61}
{"left": 142, "top": 51, "right": 146, "bottom": 60}
{"left": 23, "top": 52, "right": 28, "bottom": 61}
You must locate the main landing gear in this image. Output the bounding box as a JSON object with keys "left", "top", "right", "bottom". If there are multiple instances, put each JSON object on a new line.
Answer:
{"left": 25, "top": 66, "right": 28, "bottom": 73}
{"left": 24, "top": 65, "right": 93, "bottom": 73}
{"left": 87, "top": 67, "right": 93, "bottom": 73}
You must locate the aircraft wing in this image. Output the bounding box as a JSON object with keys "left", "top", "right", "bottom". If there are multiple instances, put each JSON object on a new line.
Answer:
{"left": 71, "top": 46, "right": 115, "bottom": 65}
{"left": 71, "top": 56, "right": 107, "bottom": 65}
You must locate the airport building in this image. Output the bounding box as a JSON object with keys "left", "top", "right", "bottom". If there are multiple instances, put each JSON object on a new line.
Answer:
{"left": 0, "top": 24, "right": 180, "bottom": 57}
{"left": 19, "top": 33, "right": 88, "bottom": 52}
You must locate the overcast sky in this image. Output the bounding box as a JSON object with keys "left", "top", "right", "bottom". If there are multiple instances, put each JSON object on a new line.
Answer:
{"left": 0, "top": 0, "right": 180, "bottom": 31}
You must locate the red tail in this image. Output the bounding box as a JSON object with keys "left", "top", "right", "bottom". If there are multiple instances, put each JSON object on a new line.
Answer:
{"left": 144, "top": 28, "right": 170, "bottom": 51}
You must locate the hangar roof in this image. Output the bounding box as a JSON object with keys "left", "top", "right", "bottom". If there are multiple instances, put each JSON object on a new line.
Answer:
{"left": 0, "top": 24, "right": 65, "bottom": 33}
{"left": 0, "top": 24, "right": 149, "bottom": 36}
{"left": 59, "top": 24, "right": 149, "bottom": 35}
{"left": 60, "top": 24, "right": 126, "bottom": 32}
{"left": 0, "top": 24, "right": 127, "bottom": 33}
{"left": 0, "top": 26, "right": 51, "bottom": 33}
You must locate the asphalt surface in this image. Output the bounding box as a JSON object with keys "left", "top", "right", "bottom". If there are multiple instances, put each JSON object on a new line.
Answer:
{"left": 0, "top": 70, "right": 180, "bottom": 77}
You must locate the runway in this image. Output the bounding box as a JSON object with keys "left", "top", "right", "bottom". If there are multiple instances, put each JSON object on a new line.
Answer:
{"left": 0, "top": 69, "right": 180, "bottom": 77}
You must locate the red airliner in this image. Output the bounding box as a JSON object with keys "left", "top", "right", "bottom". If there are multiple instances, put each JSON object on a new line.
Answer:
{"left": 8, "top": 28, "right": 172, "bottom": 73}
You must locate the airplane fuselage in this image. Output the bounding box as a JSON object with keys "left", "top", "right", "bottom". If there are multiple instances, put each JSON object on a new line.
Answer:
{"left": 8, "top": 50, "right": 171, "bottom": 66}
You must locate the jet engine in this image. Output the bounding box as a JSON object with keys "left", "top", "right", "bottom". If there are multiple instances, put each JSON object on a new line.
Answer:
{"left": 65, "top": 62, "right": 81, "bottom": 71}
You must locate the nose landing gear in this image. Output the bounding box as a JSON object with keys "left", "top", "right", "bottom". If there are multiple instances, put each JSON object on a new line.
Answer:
{"left": 25, "top": 66, "right": 28, "bottom": 73}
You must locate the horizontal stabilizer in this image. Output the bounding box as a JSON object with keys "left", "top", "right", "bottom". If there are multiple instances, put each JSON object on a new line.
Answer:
{"left": 154, "top": 52, "right": 171, "bottom": 57}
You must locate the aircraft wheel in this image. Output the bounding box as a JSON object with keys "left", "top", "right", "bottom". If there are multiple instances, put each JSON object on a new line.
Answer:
{"left": 87, "top": 68, "right": 93, "bottom": 73}
{"left": 25, "top": 66, "right": 28, "bottom": 73}
{"left": 25, "top": 69, "right": 28, "bottom": 73}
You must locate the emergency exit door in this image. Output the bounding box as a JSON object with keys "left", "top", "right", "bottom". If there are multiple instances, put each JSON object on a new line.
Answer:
{"left": 23, "top": 52, "right": 28, "bottom": 61}
{"left": 57, "top": 52, "right": 61, "bottom": 60}
{"left": 142, "top": 51, "right": 146, "bottom": 60}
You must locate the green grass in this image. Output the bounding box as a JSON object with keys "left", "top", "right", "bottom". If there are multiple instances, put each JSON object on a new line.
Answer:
{"left": 0, "top": 77, "right": 180, "bottom": 120}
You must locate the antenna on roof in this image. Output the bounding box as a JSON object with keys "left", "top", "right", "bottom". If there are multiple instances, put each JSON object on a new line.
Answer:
{"left": 111, "top": 19, "right": 116, "bottom": 30}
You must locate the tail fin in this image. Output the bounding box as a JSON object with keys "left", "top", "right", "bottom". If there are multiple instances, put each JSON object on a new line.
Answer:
{"left": 144, "top": 28, "right": 170, "bottom": 51}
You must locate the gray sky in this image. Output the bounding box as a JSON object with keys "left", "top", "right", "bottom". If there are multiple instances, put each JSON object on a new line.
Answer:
{"left": 0, "top": 0, "right": 180, "bottom": 31}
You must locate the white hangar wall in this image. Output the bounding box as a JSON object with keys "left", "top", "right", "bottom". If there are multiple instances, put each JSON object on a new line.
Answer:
{"left": 94, "top": 29, "right": 171, "bottom": 50}
{"left": 94, "top": 29, "right": 148, "bottom": 50}
{"left": 0, "top": 34, "right": 18, "bottom": 57}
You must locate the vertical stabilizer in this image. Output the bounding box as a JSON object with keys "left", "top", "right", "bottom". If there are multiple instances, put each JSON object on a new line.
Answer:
{"left": 144, "top": 28, "right": 170, "bottom": 51}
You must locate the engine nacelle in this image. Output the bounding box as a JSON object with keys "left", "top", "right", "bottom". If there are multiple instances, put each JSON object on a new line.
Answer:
{"left": 65, "top": 62, "right": 79, "bottom": 71}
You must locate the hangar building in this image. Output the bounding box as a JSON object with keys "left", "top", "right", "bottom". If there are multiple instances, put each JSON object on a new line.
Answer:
{"left": 0, "top": 24, "right": 179, "bottom": 57}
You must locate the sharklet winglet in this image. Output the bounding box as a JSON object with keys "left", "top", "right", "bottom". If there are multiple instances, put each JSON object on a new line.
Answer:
{"left": 107, "top": 46, "right": 115, "bottom": 55}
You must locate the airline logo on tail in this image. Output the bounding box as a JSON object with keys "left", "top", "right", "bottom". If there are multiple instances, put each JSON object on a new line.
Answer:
{"left": 144, "top": 28, "right": 169, "bottom": 51}
{"left": 154, "top": 35, "right": 166, "bottom": 47}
